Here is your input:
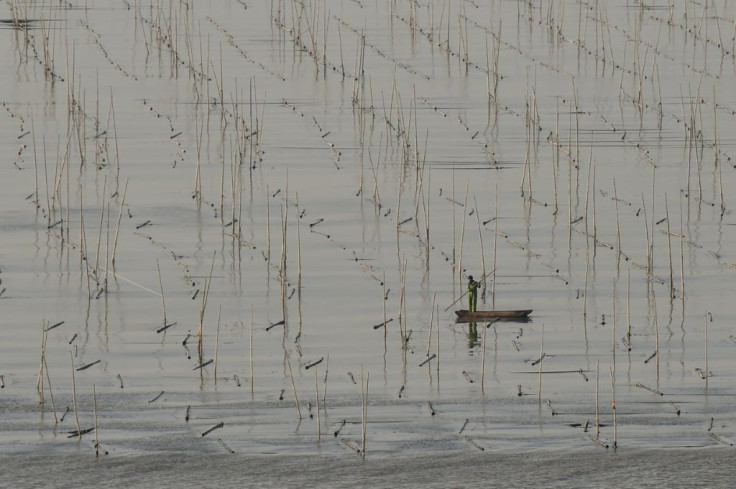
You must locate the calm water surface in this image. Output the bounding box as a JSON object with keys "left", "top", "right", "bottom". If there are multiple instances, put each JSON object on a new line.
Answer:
{"left": 2, "top": 0, "right": 736, "bottom": 485}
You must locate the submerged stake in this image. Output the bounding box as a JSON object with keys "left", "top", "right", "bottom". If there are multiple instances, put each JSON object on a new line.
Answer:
{"left": 202, "top": 422, "right": 224, "bottom": 437}
{"left": 148, "top": 391, "right": 164, "bottom": 403}
{"left": 266, "top": 320, "right": 285, "bottom": 331}
{"left": 372, "top": 318, "right": 393, "bottom": 329}
{"left": 75, "top": 360, "right": 100, "bottom": 371}
{"left": 193, "top": 359, "right": 213, "bottom": 370}
{"left": 45, "top": 321, "right": 65, "bottom": 332}
{"left": 334, "top": 420, "right": 346, "bottom": 437}
{"left": 419, "top": 354, "right": 436, "bottom": 367}
{"left": 305, "top": 357, "right": 324, "bottom": 370}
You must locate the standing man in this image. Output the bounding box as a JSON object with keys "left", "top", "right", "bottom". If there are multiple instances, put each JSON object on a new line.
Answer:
{"left": 467, "top": 275, "right": 479, "bottom": 312}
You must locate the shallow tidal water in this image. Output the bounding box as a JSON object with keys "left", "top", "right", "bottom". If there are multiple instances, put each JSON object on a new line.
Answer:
{"left": 2, "top": 0, "right": 736, "bottom": 485}
{"left": 5, "top": 448, "right": 736, "bottom": 488}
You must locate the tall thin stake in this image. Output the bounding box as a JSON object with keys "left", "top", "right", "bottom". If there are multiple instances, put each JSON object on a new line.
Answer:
{"left": 286, "top": 355, "right": 302, "bottom": 420}
{"left": 249, "top": 306, "right": 254, "bottom": 399}
{"left": 111, "top": 178, "right": 129, "bottom": 269}
{"left": 315, "top": 367, "right": 321, "bottom": 441}
{"left": 704, "top": 312, "right": 709, "bottom": 389}
{"left": 595, "top": 360, "right": 600, "bottom": 439}
{"left": 70, "top": 352, "right": 81, "bottom": 438}
{"left": 537, "top": 323, "right": 544, "bottom": 406}
{"left": 156, "top": 259, "right": 166, "bottom": 328}
{"left": 610, "top": 367, "right": 617, "bottom": 449}
{"left": 361, "top": 369, "right": 369, "bottom": 459}
{"left": 93, "top": 385, "right": 99, "bottom": 457}
{"left": 214, "top": 305, "right": 222, "bottom": 385}
{"left": 481, "top": 322, "right": 488, "bottom": 394}
{"left": 458, "top": 182, "right": 469, "bottom": 283}
{"left": 43, "top": 354, "right": 58, "bottom": 425}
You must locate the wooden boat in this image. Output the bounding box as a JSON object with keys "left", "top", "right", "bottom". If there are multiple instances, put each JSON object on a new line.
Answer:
{"left": 455, "top": 309, "right": 532, "bottom": 323}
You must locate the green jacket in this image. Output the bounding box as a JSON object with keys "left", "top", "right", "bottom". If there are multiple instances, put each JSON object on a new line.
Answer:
{"left": 468, "top": 280, "right": 479, "bottom": 295}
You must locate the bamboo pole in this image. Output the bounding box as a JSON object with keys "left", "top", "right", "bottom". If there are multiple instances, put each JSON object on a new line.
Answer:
{"left": 610, "top": 366, "right": 616, "bottom": 449}
{"left": 654, "top": 287, "right": 660, "bottom": 388}
{"left": 361, "top": 369, "right": 369, "bottom": 459}
{"left": 436, "top": 303, "right": 440, "bottom": 382}
{"left": 198, "top": 251, "right": 216, "bottom": 380}
{"left": 93, "top": 385, "right": 99, "bottom": 457}
{"left": 382, "top": 272, "right": 387, "bottom": 354}
{"left": 474, "top": 197, "right": 487, "bottom": 294}
{"left": 280, "top": 201, "right": 288, "bottom": 329}
{"left": 43, "top": 354, "right": 58, "bottom": 425}
{"left": 481, "top": 321, "right": 487, "bottom": 394}
{"left": 322, "top": 355, "right": 330, "bottom": 408}
{"left": 595, "top": 360, "right": 600, "bottom": 439}
{"left": 286, "top": 355, "right": 302, "bottom": 420}
{"left": 70, "top": 352, "right": 81, "bottom": 438}
{"left": 704, "top": 312, "right": 709, "bottom": 389}
{"left": 156, "top": 259, "right": 167, "bottom": 328}
{"left": 111, "top": 178, "right": 129, "bottom": 270}
{"left": 37, "top": 323, "right": 46, "bottom": 408}
{"left": 214, "top": 305, "right": 221, "bottom": 385}
{"left": 457, "top": 181, "right": 469, "bottom": 284}
{"left": 626, "top": 270, "right": 632, "bottom": 350}
{"left": 426, "top": 293, "right": 436, "bottom": 358}
{"left": 250, "top": 306, "right": 254, "bottom": 399}
{"left": 296, "top": 194, "right": 303, "bottom": 339}
{"left": 315, "top": 367, "right": 321, "bottom": 441}
{"left": 492, "top": 186, "right": 498, "bottom": 308}
{"left": 537, "top": 323, "right": 544, "bottom": 406}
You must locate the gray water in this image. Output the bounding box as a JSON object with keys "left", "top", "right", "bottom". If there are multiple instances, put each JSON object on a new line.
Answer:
{"left": 4, "top": 448, "right": 736, "bottom": 488}
{"left": 2, "top": 0, "right": 736, "bottom": 486}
